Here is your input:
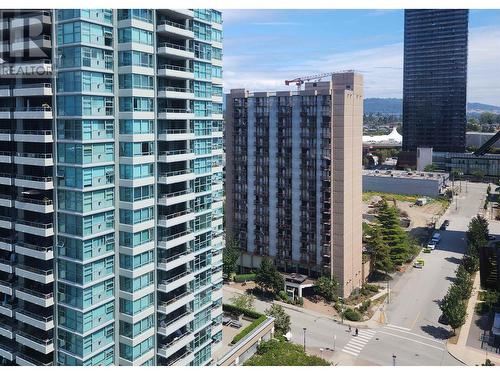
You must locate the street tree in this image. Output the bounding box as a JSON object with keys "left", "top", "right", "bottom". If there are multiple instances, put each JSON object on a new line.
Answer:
{"left": 229, "top": 294, "right": 255, "bottom": 311}
{"left": 313, "top": 276, "right": 339, "bottom": 302}
{"left": 223, "top": 236, "right": 240, "bottom": 279}
{"left": 255, "top": 258, "right": 284, "bottom": 295}
{"left": 265, "top": 304, "right": 291, "bottom": 336}
{"left": 455, "top": 265, "right": 473, "bottom": 300}
{"left": 440, "top": 284, "right": 467, "bottom": 334}
{"left": 467, "top": 215, "right": 489, "bottom": 257}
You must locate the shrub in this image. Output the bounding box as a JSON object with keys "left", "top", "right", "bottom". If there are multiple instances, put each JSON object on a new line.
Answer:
{"left": 364, "top": 284, "right": 379, "bottom": 293}
{"left": 231, "top": 315, "right": 268, "bottom": 344}
{"left": 295, "top": 296, "right": 304, "bottom": 306}
{"left": 277, "top": 290, "right": 289, "bottom": 302}
{"left": 223, "top": 303, "right": 263, "bottom": 320}
{"left": 359, "top": 300, "right": 371, "bottom": 313}
{"left": 344, "top": 308, "right": 362, "bottom": 321}
{"left": 234, "top": 273, "right": 256, "bottom": 282}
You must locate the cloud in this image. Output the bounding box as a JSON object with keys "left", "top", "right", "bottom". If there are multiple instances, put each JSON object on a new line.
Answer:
{"left": 223, "top": 24, "right": 500, "bottom": 106}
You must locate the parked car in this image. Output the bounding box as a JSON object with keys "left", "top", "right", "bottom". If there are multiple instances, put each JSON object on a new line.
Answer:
{"left": 427, "top": 240, "right": 437, "bottom": 250}
{"left": 487, "top": 234, "right": 496, "bottom": 241}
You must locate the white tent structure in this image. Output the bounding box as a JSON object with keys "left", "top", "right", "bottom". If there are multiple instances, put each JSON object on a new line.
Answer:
{"left": 363, "top": 127, "right": 402, "bottom": 147}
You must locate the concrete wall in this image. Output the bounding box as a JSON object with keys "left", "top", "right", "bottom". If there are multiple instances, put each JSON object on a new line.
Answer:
{"left": 363, "top": 175, "right": 442, "bottom": 197}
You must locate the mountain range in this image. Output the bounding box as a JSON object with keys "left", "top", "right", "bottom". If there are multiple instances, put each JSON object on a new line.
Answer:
{"left": 364, "top": 98, "right": 500, "bottom": 115}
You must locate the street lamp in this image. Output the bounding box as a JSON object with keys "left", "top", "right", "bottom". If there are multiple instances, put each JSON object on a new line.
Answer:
{"left": 392, "top": 354, "right": 397, "bottom": 366}
{"left": 303, "top": 328, "right": 307, "bottom": 351}
{"left": 333, "top": 334, "right": 336, "bottom": 351}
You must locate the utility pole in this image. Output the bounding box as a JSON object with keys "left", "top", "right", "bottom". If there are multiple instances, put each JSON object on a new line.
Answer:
{"left": 303, "top": 327, "right": 307, "bottom": 351}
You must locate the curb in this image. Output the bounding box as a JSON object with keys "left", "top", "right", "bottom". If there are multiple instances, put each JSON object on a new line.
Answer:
{"left": 445, "top": 343, "right": 468, "bottom": 366}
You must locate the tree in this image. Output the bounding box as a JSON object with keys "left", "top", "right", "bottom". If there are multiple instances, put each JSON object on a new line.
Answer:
{"left": 376, "top": 200, "right": 412, "bottom": 265}
{"left": 472, "top": 169, "right": 485, "bottom": 181}
{"left": 265, "top": 304, "right": 291, "bottom": 336}
{"left": 440, "top": 284, "right": 467, "bottom": 334}
{"left": 462, "top": 254, "right": 479, "bottom": 274}
{"left": 255, "top": 258, "right": 284, "bottom": 295}
{"left": 467, "top": 215, "right": 489, "bottom": 257}
{"left": 229, "top": 294, "right": 255, "bottom": 311}
{"left": 366, "top": 224, "right": 393, "bottom": 274}
{"left": 223, "top": 236, "right": 240, "bottom": 279}
{"left": 424, "top": 163, "right": 438, "bottom": 172}
{"left": 454, "top": 265, "right": 473, "bottom": 300}
{"left": 313, "top": 276, "right": 339, "bottom": 302}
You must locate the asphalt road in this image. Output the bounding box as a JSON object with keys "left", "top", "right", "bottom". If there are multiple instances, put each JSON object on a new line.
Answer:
{"left": 223, "top": 182, "right": 490, "bottom": 366}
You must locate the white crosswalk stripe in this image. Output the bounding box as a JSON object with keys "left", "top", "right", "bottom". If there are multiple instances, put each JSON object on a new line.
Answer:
{"left": 341, "top": 329, "right": 376, "bottom": 357}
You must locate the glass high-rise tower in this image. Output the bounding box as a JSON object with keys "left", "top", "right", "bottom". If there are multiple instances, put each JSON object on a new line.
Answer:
{"left": 402, "top": 9, "right": 468, "bottom": 153}
{"left": 0, "top": 8, "right": 223, "bottom": 366}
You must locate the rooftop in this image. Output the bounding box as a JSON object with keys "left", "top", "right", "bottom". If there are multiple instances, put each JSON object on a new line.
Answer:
{"left": 363, "top": 169, "right": 449, "bottom": 181}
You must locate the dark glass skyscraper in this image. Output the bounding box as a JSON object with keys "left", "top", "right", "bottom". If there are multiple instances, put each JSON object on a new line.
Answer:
{"left": 403, "top": 9, "right": 469, "bottom": 152}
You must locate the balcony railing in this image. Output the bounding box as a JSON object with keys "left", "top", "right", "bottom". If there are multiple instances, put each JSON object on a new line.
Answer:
{"left": 159, "top": 86, "right": 193, "bottom": 93}
{"left": 16, "top": 219, "right": 53, "bottom": 229}
{"left": 16, "top": 352, "right": 53, "bottom": 366}
{"left": 159, "top": 188, "right": 193, "bottom": 200}
{"left": 159, "top": 209, "right": 192, "bottom": 222}
{"left": 15, "top": 174, "right": 53, "bottom": 182}
{"left": 159, "top": 310, "right": 192, "bottom": 328}
{"left": 158, "top": 42, "right": 193, "bottom": 52}
{"left": 16, "top": 330, "right": 53, "bottom": 346}
{"left": 159, "top": 291, "right": 192, "bottom": 307}
{"left": 17, "top": 286, "right": 53, "bottom": 300}
{"left": 16, "top": 263, "right": 53, "bottom": 276}
{"left": 159, "top": 149, "right": 192, "bottom": 156}
{"left": 15, "top": 129, "right": 52, "bottom": 135}
{"left": 17, "top": 197, "right": 53, "bottom": 205}
{"left": 158, "top": 250, "right": 191, "bottom": 266}
{"left": 17, "top": 308, "right": 53, "bottom": 323}
{"left": 157, "top": 19, "right": 192, "bottom": 30}
{"left": 17, "top": 241, "right": 53, "bottom": 253}
{"left": 160, "top": 229, "right": 192, "bottom": 244}
{"left": 15, "top": 83, "right": 52, "bottom": 89}
{"left": 158, "top": 64, "right": 192, "bottom": 73}
{"left": 159, "top": 270, "right": 191, "bottom": 286}
{"left": 15, "top": 152, "right": 52, "bottom": 159}
{"left": 159, "top": 329, "right": 192, "bottom": 351}
{"left": 14, "top": 106, "right": 52, "bottom": 112}
{"left": 161, "top": 169, "right": 193, "bottom": 178}
{"left": 159, "top": 108, "right": 191, "bottom": 114}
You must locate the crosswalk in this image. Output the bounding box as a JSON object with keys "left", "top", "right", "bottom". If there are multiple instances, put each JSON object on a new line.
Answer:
{"left": 341, "top": 329, "right": 376, "bottom": 357}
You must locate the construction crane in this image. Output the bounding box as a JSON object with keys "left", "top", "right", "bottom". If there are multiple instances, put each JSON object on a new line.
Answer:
{"left": 285, "top": 70, "right": 355, "bottom": 91}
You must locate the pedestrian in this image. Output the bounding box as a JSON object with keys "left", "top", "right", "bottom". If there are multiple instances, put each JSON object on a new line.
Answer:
{"left": 355, "top": 328, "right": 359, "bottom": 336}
{"left": 348, "top": 325, "right": 351, "bottom": 333}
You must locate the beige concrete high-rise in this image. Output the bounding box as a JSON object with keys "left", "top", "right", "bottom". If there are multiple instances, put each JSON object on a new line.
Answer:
{"left": 225, "top": 72, "right": 363, "bottom": 297}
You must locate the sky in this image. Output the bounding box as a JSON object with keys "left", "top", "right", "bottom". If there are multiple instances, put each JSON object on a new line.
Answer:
{"left": 222, "top": 9, "right": 500, "bottom": 106}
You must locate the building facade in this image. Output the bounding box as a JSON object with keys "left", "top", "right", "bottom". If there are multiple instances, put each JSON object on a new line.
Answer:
{"left": 225, "top": 73, "right": 363, "bottom": 297}
{"left": 0, "top": 8, "right": 223, "bottom": 366}
{"left": 402, "top": 9, "right": 469, "bottom": 153}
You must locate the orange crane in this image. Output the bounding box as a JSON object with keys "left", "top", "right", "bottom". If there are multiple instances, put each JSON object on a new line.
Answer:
{"left": 285, "top": 70, "right": 356, "bottom": 91}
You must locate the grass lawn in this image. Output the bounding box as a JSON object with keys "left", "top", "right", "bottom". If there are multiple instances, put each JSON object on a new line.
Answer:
{"left": 244, "top": 339, "right": 330, "bottom": 366}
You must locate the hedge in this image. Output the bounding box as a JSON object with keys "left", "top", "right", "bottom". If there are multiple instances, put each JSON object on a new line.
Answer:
{"left": 344, "top": 308, "right": 362, "bottom": 321}
{"left": 231, "top": 315, "right": 268, "bottom": 344}
{"left": 234, "top": 273, "right": 256, "bottom": 282}
{"left": 222, "top": 303, "right": 263, "bottom": 319}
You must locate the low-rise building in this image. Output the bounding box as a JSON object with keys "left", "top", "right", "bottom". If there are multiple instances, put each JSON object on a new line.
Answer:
{"left": 363, "top": 170, "right": 449, "bottom": 197}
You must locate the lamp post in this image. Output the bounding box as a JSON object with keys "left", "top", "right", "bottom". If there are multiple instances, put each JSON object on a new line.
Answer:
{"left": 303, "top": 327, "right": 307, "bottom": 351}
{"left": 333, "top": 334, "right": 336, "bottom": 351}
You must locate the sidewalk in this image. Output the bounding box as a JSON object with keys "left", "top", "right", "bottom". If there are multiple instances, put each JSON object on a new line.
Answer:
{"left": 446, "top": 272, "right": 500, "bottom": 365}
{"left": 223, "top": 284, "right": 384, "bottom": 329}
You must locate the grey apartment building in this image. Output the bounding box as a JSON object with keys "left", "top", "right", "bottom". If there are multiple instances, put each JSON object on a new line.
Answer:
{"left": 226, "top": 72, "right": 364, "bottom": 297}
{"left": 0, "top": 9, "right": 223, "bottom": 366}
{"left": 403, "top": 9, "right": 469, "bottom": 153}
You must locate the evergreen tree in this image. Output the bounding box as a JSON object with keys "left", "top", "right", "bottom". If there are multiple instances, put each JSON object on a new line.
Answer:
{"left": 467, "top": 215, "right": 489, "bottom": 257}
{"left": 455, "top": 265, "right": 473, "bottom": 300}
{"left": 366, "top": 224, "right": 394, "bottom": 273}
{"left": 376, "top": 200, "right": 411, "bottom": 265}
